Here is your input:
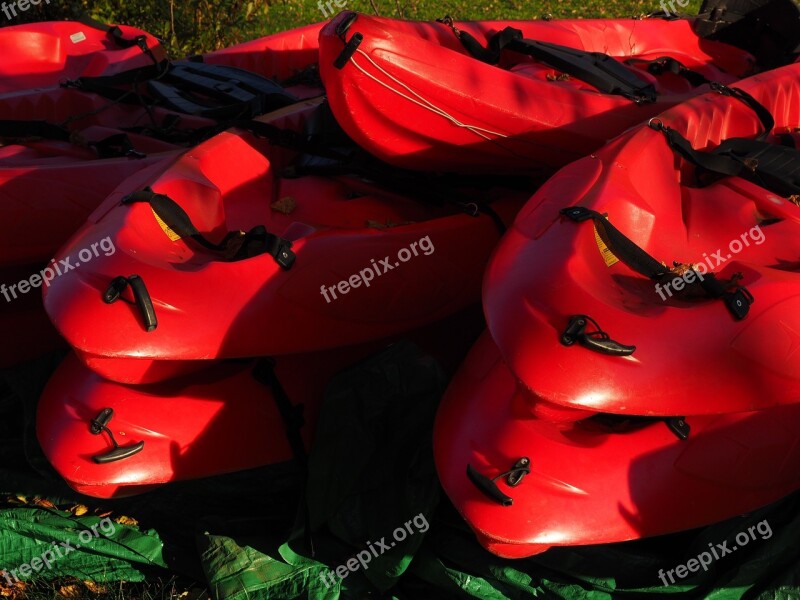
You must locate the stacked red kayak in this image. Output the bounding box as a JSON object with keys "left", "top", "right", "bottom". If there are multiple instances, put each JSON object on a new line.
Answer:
{"left": 0, "top": 20, "right": 324, "bottom": 366}
{"left": 18, "top": 0, "right": 800, "bottom": 538}
{"left": 434, "top": 59, "right": 800, "bottom": 557}
{"left": 319, "top": 11, "right": 758, "bottom": 173}
{"left": 31, "top": 19, "right": 528, "bottom": 496}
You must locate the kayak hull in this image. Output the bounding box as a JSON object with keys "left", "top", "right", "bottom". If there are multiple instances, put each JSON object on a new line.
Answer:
{"left": 0, "top": 22, "right": 324, "bottom": 366}
{"left": 38, "top": 307, "right": 484, "bottom": 498}
{"left": 483, "top": 61, "right": 800, "bottom": 417}
{"left": 434, "top": 332, "right": 800, "bottom": 557}
{"left": 43, "top": 98, "right": 526, "bottom": 384}
{"left": 319, "top": 11, "right": 756, "bottom": 173}
{"left": 0, "top": 20, "right": 165, "bottom": 92}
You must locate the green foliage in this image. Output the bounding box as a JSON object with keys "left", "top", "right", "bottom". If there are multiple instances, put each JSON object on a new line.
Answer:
{"left": 0, "top": 0, "right": 705, "bottom": 56}
{"left": 0, "top": 0, "right": 278, "bottom": 56}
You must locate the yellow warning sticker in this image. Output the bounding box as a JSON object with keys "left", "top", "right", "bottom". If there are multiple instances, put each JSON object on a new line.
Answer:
{"left": 593, "top": 219, "right": 619, "bottom": 267}
{"left": 151, "top": 207, "right": 182, "bottom": 242}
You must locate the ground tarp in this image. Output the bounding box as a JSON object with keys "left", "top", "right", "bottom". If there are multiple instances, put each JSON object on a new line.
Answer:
{"left": 2, "top": 344, "right": 800, "bottom": 599}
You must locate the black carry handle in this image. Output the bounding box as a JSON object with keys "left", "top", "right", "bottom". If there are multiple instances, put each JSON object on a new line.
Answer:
{"left": 466, "top": 458, "right": 531, "bottom": 507}
{"left": 560, "top": 314, "right": 636, "bottom": 356}
{"left": 90, "top": 408, "right": 145, "bottom": 464}
{"left": 103, "top": 275, "right": 158, "bottom": 332}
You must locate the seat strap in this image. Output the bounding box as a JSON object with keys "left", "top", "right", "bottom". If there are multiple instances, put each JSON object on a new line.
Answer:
{"left": 252, "top": 358, "right": 315, "bottom": 555}
{"left": 651, "top": 86, "right": 799, "bottom": 196}
{"left": 146, "top": 63, "right": 299, "bottom": 119}
{"left": 122, "top": 188, "right": 296, "bottom": 270}
{"left": 624, "top": 56, "right": 712, "bottom": 87}
{"left": 73, "top": 62, "right": 298, "bottom": 120}
{"left": 0, "top": 120, "right": 144, "bottom": 158}
{"left": 561, "top": 206, "right": 753, "bottom": 319}
{"left": 438, "top": 17, "right": 657, "bottom": 103}
{"left": 0, "top": 120, "right": 70, "bottom": 142}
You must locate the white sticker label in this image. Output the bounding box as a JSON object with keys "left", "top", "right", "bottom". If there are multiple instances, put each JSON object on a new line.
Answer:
{"left": 70, "top": 32, "right": 87, "bottom": 44}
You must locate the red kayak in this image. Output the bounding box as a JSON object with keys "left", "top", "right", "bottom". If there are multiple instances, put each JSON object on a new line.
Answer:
{"left": 36, "top": 349, "right": 362, "bottom": 498}
{"left": 0, "top": 19, "right": 165, "bottom": 92}
{"left": 37, "top": 308, "right": 483, "bottom": 498}
{"left": 318, "top": 10, "right": 781, "bottom": 174}
{"left": 434, "top": 332, "right": 800, "bottom": 557}
{"left": 42, "top": 96, "right": 526, "bottom": 384}
{"left": 483, "top": 60, "right": 800, "bottom": 419}
{"left": 0, "top": 22, "right": 323, "bottom": 367}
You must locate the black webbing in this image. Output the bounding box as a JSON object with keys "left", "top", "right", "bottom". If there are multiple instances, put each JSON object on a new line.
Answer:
{"left": 625, "top": 56, "right": 712, "bottom": 87}
{"left": 561, "top": 206, "right": 753, "bottom": 319}
{"left": 121, "top": 187, "right": 296, "bottom": 269}
{"left": 438, "top": 17, "right": 657, "bottom": 103}
{"left": 252, "top": 358, "right": 315, "bottom": 555}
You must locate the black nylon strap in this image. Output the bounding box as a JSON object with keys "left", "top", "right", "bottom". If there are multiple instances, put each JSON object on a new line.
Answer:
{"left": 650, "top": 85, "right": 798, "bottom": 197}
{"left": 89, "top": 133, "right": 146, "bottom": 159}
{"left": 711, "top": 83, "right": 774, "bottom": 138}
{"left": 0, "top": 120, "right": 144, "bottom": 158}
{"left": 449, "top": 24, "right": 657, "bottom": 102}
{"left": 252, "top": 358, "right": 315, "bottom": 556}
{"left": 0, "top": 120, "right": 71, "bottom": 141}
{"left": 73, "top": 62, "right": 168, "bottom": 88}
{"left": 561, "top": 206, "right": 753, "bottom": 319}
{"left": 658, "top": 124, "right": 745, "bottom": 176}
{"left": 76, "top": 62, "right": 297, "bottom": 120}
{"left": 121, "top": 188, "right": 296, "bottom": 269}
{"left": 122, "top": 187, "right": 219, "bottom": 248}
{"left": 560, "top": 206, "right": 667, "bottom": 278}
{"left": 650, "top": 83, "right": 775, "bottom": 177}
{"left": 146, "top": 63, "right": 298, "bottom": 120}
{"left": 625, "top": 56, "right": 712, "bottom": 87}
{"left": 452, "top": 26, "right": 523, "bottom": 65}
{"left": 252, "top": 358, "right": 308, "bottom": 469}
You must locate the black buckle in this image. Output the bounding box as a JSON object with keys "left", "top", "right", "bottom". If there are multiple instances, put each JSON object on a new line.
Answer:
{"left": 560, "top": 206, "right": 596, "bottom": 222}
{"left": 273, "top": 239, "right": 296, "bottom": 270}
{"left": 724, "top": 287, "right": 754, "bottom": 320}
{"left": 665, "top": 416, "right": 690, "bottom": 440}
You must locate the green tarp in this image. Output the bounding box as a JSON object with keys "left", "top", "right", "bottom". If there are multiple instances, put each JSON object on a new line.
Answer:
{"left": 2, "top": 344, "right": 800, "bottom": 599}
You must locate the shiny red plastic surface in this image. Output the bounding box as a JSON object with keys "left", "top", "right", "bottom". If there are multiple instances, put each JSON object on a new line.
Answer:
{"left": 484, "top": 62, "right": 800, "bottom": 417}
{"left": 434, "top": 332, "right": 800, "bottom": 557}
{"left": 43, "top": 98, "right": 525, "bottom": 384}
{"left": 319, "top": 11, "right": 756, "bottom": 173}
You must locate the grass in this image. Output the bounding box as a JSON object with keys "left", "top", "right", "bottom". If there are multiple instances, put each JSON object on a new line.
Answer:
{"left": 203, "top": 0, "right": 702, "bottom": 52}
